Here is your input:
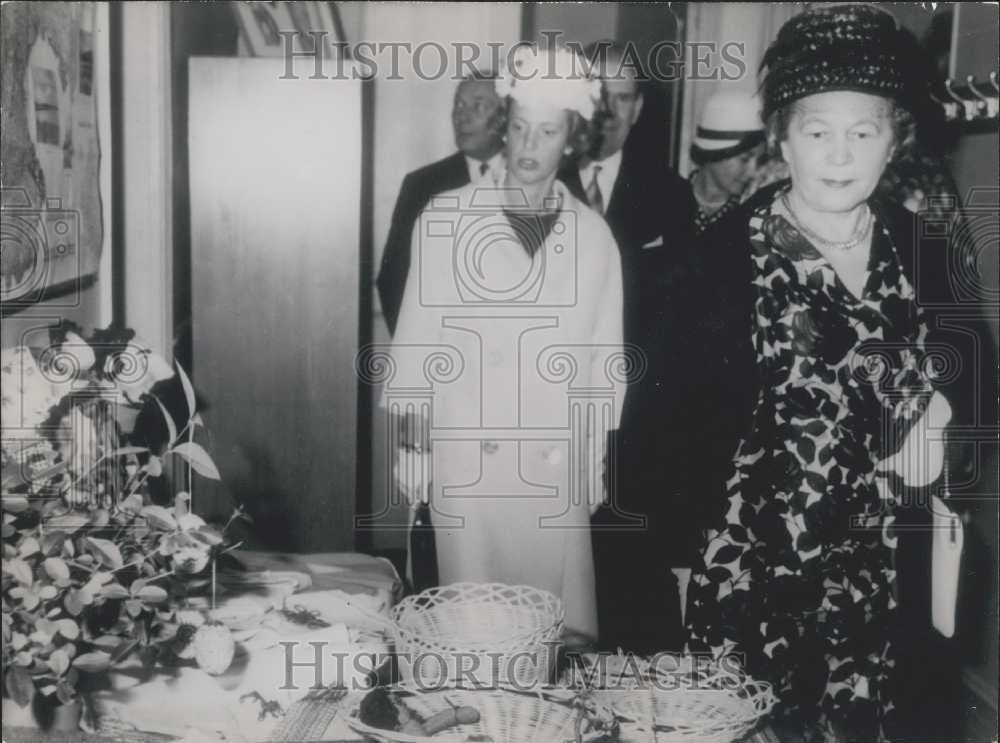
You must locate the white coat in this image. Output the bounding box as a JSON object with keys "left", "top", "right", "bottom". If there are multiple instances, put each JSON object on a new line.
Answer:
{"left": 383, "top": 178, "right": 625, "bottom": 640}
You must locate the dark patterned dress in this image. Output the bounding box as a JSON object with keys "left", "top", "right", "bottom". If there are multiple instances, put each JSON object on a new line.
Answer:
{"left": 686, "top": 192, "right": 936, "bottom": 741}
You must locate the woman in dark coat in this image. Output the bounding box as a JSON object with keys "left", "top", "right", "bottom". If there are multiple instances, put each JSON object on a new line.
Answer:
{"left": 683, "top": 7, "right": 962, "bottom": 741}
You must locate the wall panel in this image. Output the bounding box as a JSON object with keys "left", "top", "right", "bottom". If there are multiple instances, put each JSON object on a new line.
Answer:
{"left": 189, "top": 57, "right": 361, "bottom": 551}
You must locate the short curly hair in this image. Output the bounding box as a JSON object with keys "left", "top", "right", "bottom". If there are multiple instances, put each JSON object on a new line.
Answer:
{"left": 763, "top": 97, "right": 917, "bottom": 164}
{"left": 496, "top": 97, "right": 595, "bottom": 163}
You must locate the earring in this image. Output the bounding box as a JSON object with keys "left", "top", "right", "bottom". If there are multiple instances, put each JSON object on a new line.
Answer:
{"left": 563, "top": 146, "right": 572, "bottom": 155}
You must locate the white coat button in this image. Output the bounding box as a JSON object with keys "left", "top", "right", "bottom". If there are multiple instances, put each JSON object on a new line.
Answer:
{"left": 482, "top": 440, "right": 499, "bottom": 455}
{"left": 543, "top": 447, "right": 562, "bottom": 465}
{"left": 488, "top": 350, "right": 504, "bottom": 367}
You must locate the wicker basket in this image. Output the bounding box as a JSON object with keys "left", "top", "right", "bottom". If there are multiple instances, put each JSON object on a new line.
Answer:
{"left": 343, "top": 685, "right": 618, "bottom": 743}
{"left": 570, "top": 653, "right": 777, "bottom": 743}
{"left": 390, "top": 583, "right": 564, "bottom": 687}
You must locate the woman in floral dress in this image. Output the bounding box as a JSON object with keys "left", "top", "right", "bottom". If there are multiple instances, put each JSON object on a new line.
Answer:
{"left": 684, "top": 7, "right": 953, "bottom": 741}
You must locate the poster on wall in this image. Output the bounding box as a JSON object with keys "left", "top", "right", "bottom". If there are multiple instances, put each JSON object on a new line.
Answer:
{"left": 0, "top": 2, "right": 103, "bottom": 313}
{"left": 232, "top": 1, "right": 346, "bottom": 58}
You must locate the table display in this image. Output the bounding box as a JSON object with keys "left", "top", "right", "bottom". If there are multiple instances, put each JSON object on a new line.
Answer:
{"left": 3, "top": 567, "right": 780, "bottom": 743}
{"left": 2, "top": 551, "right": 399, "bottom": 743}
{"left": 390, "top": 582, "right": 564, "bottom": 687}
{"left": 345, "top": 685, "right": 619, "bottom": 743}
{"left": 567, "top": 654, "right": 776, "bottom": 743}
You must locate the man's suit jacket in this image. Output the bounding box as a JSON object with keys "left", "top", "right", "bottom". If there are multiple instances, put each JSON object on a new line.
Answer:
{"left": 560, "top": 148, "right": 696, "bottom": 346}
{"left": 377, "top": 152, "right": 469, "bottom": 335}
{"left": 560, "top": 146, "right": 699, "bottom": 563}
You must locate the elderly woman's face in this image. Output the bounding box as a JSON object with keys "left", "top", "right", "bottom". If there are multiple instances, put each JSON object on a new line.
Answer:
{"left": 780, "top": 91, "right": 895, "bottom": 214}
{"left": 505, "top": 99, "right": 571, "bottom": 187}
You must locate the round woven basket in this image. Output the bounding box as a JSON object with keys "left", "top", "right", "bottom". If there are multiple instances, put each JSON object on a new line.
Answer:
{"left": 390, "top": 583, "right": 564, "bottom": 687}
{"left": 344, "top": 685, "right": 618, "bottom": 743}
{"left": 570, "top": 653, "right": 777, "bottom": 743}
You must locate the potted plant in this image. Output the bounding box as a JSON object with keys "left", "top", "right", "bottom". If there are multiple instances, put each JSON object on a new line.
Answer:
{"left": 1, "top": 324, "right": 241, "bottom": 730}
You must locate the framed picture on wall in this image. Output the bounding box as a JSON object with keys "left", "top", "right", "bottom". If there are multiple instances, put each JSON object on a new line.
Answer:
{"left": 233, "top": 1, "right": 344, "bottom": 58}
{"left": 1, "top": 2, "right": 104, "bottom": 315}
{"left": 233, "top": 1, "right": 299, "bottom": 57}
{"left": 305, "top": 2, "right": 348, "bottom": 55}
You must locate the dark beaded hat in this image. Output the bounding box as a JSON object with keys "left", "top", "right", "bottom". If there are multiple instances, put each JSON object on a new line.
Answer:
{"left": 760, "top": 4, "right": 924, "bottom": 120}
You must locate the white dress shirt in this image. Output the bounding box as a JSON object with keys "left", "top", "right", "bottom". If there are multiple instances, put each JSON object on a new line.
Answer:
{"left": 578, "top": 149, "right": 623, "bottom": 215}
{"left": 466, "top": 152, "right": 505, "bottom": 184}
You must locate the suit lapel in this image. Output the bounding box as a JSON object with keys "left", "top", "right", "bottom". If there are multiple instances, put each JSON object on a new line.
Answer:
{"left": 606, "top": 166, "right": 628, "bottom": 228}
{"left": 607, "top": 145, "right": 644, "bottom": 230}
{"left": 606, "top": 148, "right": 669, "bottom": 250}
{"left": 442, "top": 151, "right": 471, "bottom": 191}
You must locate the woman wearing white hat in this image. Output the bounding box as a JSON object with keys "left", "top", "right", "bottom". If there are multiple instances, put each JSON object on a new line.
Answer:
{"left": 385, "top": 45, "right": 624, "bottom": 647}
{"left": 689, "top": 89, "right": 767, "bottom": 235}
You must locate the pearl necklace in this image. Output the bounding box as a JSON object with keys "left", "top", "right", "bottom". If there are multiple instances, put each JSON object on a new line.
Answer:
{"left": 782, "top": 193, "right": 873, "bottom": 251}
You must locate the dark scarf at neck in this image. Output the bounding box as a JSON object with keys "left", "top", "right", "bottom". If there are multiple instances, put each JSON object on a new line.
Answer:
{"left": 502, "top": 208, "right": 562, "bottom": 258}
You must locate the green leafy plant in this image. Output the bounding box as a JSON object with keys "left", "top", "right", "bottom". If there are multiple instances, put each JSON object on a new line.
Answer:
{"left": 1, "top": 325, "right": 243, "bottom": 708}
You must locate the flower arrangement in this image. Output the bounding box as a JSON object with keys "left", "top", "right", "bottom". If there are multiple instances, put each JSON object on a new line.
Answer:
{"left": 1, "top": 324, "right": 243, "bottom": 715}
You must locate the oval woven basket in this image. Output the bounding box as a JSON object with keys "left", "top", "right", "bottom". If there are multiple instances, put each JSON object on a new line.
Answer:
{"left": 391, "top": 583, "right": 565, "bottom": 687}
{"left": 569, "top": 653, "right": 777, "bottom": 743}
{"left": 343, "top": 685, "right": 619, "bottom": 743}
{"left": 591, "top": 683, "right": 775, "bottom": 743}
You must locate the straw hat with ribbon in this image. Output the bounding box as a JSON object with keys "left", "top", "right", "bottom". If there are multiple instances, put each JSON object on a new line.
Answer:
{"left": 690, "top": 89, "right": 765, "bottom": 165}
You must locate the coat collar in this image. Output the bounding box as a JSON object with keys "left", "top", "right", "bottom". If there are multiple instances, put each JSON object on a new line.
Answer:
{"left": 462, "top": 170, "right": 583, "bottom": 213}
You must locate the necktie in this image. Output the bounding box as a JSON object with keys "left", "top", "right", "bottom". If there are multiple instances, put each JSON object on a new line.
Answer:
{"left": 586, "top": 164, "right": 604, "bottom": 214}
{"left": 479, "top": 161, "right": 489, "bottom": 178}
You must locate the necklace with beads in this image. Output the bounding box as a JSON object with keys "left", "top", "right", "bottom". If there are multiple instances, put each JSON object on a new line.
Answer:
{"left": 781, "top": 192, "right": 873, "bottom": 251}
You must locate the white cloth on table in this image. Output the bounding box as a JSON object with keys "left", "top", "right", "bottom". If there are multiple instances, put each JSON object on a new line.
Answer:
{"left": 233, "top": 551, "right": 402, "bottom": 602}
{"left": 88, "top": 553, "right": 398, "bottom": 742}
{"left": 89, "top": 623, "right": 387, "bottom": 742}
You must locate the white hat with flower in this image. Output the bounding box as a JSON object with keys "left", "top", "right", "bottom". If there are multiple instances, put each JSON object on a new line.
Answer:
{"left": 495, "top": 44, "right": 603, "bottom": 121}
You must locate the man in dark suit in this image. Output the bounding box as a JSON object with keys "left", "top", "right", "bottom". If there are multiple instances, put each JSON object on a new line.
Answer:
{"left": 376, "top": 72, "right": 505, "bottom": 335}
{"left": 559, "top": 41, "right": 698, "bottom": 653}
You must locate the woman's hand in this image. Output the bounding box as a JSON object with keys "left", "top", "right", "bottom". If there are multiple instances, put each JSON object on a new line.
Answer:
{"left": 876, "top": 391, "right": 952, "bottom": 487}
{"left": 393, "top": 445, "right": 431, "bottom": 506}
{"left": 389, "top": 411, "right": 431, "bottom": 506}
{"left": 590, "top": 452, "right": 609, "bottom": 516}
